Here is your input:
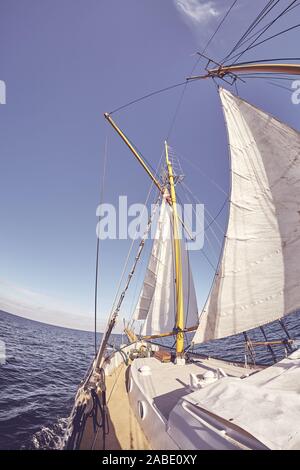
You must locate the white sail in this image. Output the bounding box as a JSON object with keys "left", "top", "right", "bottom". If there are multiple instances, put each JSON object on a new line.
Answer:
{"left": 193, "top": 87, "right": 300, "bottom": 344}
{"left": 134, "top": 196, "right": 198, "bottom": 336}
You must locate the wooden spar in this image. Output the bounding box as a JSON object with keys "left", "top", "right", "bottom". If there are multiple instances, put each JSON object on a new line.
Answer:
{"left": 247, "top": 339, "right": 294, "bottom": 347}
{"left": 141, "top": 325, "right": 198, "bottom": 341}
{"left": 165, "top": 141, "right": 185, "bottom": 358}
{"left": 210, "top": 63, "right": 300, "bottom": 77}
{"left": 187, "top": 62, "right": 300, "bottom": 80}
{"left": 124, "top": 327, "right": 137, "bottom": 343}
{"left": 104, "top": 113, "right": 163, "bottom": 193}
{"left": 104, "top": 113, "right": 194, "bottom": 242}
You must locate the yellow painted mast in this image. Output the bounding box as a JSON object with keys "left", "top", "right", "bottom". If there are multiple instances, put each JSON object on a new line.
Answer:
{"left": 165, "top": 141, "right": 185, "bottom": 359}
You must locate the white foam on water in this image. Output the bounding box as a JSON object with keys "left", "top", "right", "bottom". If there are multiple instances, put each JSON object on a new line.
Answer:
{"left": 31, "top": 417, "right": 69, "bottom": 450}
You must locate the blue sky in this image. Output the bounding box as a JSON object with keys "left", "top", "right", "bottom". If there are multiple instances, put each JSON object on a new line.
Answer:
{"left": 0, "top": 0, "right": 299, "bottom": 331}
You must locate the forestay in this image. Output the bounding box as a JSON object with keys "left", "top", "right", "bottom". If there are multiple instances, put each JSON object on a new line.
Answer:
{"left": 193, "top": 87, "right": 300, "bottom": 344}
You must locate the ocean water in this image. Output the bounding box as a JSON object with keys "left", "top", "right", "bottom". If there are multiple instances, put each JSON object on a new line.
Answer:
{"left": 0, "top": 309, "right": 300, "bottom": 450}
{"left": 0, "top": 311, "right": 109, "bottom": 450}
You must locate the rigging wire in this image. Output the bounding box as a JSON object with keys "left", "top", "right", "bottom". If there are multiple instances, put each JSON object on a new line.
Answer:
{"left": 180, "top": 180, "right": 227, "bottom": 255}
{"left": 199, "top": 246, "right": 218, "bottom": 271}
{"left": 224, "top": 0, "right": 299, "bottom": 65}
{"left": 87, "top": 184, "right": 161, "bottom": 384}
{"left": 94, "top": 137, "right": 108, "bottom": 355}
{"left": 221, "top": 0, "right": 280, "bottom": 63}
{"left": 167, "top": 0, "right": 240, "bottom": 140}
{"left": 179, "top": 197, "right": 219, "bottom": 269}
{"left": 109, "top": 81, "right": 188, "bottom": 115}
{"left": 105, "top": 2, "right": 240, "bottom": 137}
{"left": 228, "top": 22, "right": 300, "bottom": 62}
{"left": 126, "top": 195, "right": 162, "bottom": 328}
{"left": 203, "top": 197, "right": 228, "bottom": 232}
{"left": 108, "top": 188, "right": 158, "bottom": 320}
{"left": 178, "top": 152, "right": 228, "bottom": 197}
{"left": 99, "top": 4, "right": 297, "bottom": 120}
{"left": 236, "top": 76, "right": 296, "bottom": 91}
{"left": 186, "top": 200, "right": 223, "bottom": 263}
{"left": 201, "top": 0, "right": 239, "bottom": 56}
{"left": 127, "top": 247, "right": 148, "bottom": 322}
{"left": 168, "top": 146, "right": 228, "bottom": 237}
{"left": 238, "top": 74, "right": 296, "bottom": 80}
{"left": 225, "top": 70, "right": 297, "bottom": 93}
{"left": 267, "top": 80, "right": 295, "bottom": 92}
{"left": 167, "top": 147, "right": 228, "bottom": 238}
{"left": 177, "top": 183, "right": 225, "bottom": 270}
{"left": 92, "top": 189, "right": 161, "bottom": 377}
{"left": 227, "top": 1, "right": 300, "bottom": 54}
{"left": 103, "top": 148, "right": 165, "bottom": 330}
{"left": 166, "top": 59, "right": 201, "bottom": 140}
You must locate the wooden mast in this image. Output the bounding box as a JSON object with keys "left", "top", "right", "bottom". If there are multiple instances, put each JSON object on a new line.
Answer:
{"left": 165, "top": 141, "right": 185, "bottom": 360}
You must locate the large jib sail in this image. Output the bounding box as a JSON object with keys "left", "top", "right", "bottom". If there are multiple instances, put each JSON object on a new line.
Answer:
{"left": 134, "top": 195, "right": 198, "bottom": 336}
{"left": 193, "top": 87, "right": 300, "bottom": 344}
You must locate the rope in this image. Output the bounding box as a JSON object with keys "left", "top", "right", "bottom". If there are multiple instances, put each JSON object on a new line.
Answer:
{"left": 243, "top": 331, "right": 256, "bottom": 365}
{"left": 279, "top": 318, "right": 294, "bottom": 353}
{"left": 109, "top": 81, "right": 188, "bottom": 115}
{"left": 107, "top": 342, "right": 129, "bottom": 366}
{"left": 66, "top": 402, "right": 88, "bottom": 450}
{"left": 66, "top": 367, "right": 109, "bottom": 450}
{"left": 260, "top": 326, "right": 277, "bottom": 363}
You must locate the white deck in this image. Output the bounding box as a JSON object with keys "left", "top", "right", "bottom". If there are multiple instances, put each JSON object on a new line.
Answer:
{"left": 130, "top": 356, "right": 253, "bottom": 420}
{"left": 129, "top": 351, "right": 300, "bottom": 450}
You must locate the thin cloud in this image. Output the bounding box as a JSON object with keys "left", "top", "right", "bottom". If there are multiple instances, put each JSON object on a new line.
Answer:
{"left": 0, "top": 278, "right": 126, "bottom": 333}
{"left": 0, "top": 279, "right": 105, "bottom": 331}
{"left": 174, "top": 0, "right": 220, "bottom": 25}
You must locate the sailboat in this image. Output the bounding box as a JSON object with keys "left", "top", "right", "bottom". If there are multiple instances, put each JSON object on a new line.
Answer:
{"left": 64, "top": 57, "right": 300, "bottom": 451}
